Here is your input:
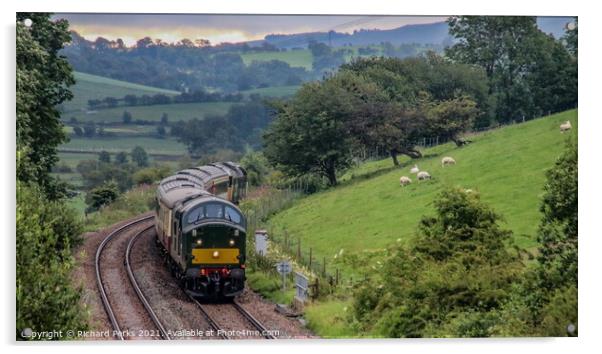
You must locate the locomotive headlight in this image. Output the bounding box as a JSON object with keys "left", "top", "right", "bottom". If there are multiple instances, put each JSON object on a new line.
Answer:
{"left": 212, "top": 251, "right": 220, "bottom": 258}
{"left": 229, "top": 239, "right": 235, "bottom": 247}
{"left": 196, "top": 239, "right": 203, "bottom": 246}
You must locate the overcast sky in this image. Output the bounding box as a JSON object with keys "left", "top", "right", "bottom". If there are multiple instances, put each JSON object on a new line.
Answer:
{"left": 54, "top": 13, "right": 448, "bottom": 46}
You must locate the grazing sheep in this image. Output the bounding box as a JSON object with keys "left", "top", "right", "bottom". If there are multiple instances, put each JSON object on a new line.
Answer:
{"left": 560, "top": 120, "right": 572, "bottom": 133}
{"left": 410, "top": 164, "right": 419, "bottom": 174}
{"left": 464, "top": 189, "right": 474, "bottom": 194}
{"left": 417, "top": 171, "right": 431, "bottom": 181}
{"left": 399, "top": 176, "right": 412, "bottom": 186}
{"left": 441, "top": 156, "right": 456, "bottom": 167}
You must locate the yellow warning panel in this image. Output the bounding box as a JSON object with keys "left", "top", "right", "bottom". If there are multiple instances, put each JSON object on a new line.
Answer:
{"left": 191, "top": 248, "right": 240, "bottom": 264}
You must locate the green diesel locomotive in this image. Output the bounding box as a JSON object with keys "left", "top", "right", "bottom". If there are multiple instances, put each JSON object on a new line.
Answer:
{"left": 155, "top": 162, "right": 248, "bottom": 298}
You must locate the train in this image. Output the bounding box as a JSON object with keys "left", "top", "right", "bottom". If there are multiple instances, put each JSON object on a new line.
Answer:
{"left": 154, "top": 162, "right": 248, "bottom": 298}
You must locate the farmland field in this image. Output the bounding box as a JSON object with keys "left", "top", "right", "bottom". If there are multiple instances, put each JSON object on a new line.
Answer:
{"left": 242, "top": 85, "right": 301, "bottom": 98}
{"left": 61, "top": 136, "right": 188, "bottom": 155}
{"left": 61, "top": 71, "right": 180, "bottom": 113}
{"left": 241, "top": 50, "right": 313, "bottom": 69}
{"left": 268, "top": 109, "right": 578, "bottom": 276}
{"left": 62, "top": 101, "right": 234, "bottom": 123}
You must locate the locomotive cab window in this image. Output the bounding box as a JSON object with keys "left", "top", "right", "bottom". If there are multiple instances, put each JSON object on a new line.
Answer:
{"left": 185, "top": 202, "right": 244, "bottom": 227}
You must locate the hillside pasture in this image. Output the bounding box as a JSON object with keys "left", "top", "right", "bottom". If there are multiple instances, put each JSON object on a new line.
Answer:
{"left": 268, "top": 110, "right": 578, "bottom": 275}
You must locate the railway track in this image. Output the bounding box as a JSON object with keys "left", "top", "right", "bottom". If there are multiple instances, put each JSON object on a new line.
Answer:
{"left": 125, "top": 224, "right": 171, "bottom": 340}
{"left": 187, "top": 297, "right": 277, "bottom": 340}
{"left": 232, "top": 300, "right": 277, "bottom": 339}
{"left": 95, "top": 215, "right": 171, "bottom": 340}
{"left": 96, "top": 215, "right": 276, "bottom": 340}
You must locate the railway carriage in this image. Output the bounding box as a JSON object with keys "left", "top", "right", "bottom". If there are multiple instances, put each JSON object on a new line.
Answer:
{"left": 155, "top": 162, "right": 248, "bottom": 298}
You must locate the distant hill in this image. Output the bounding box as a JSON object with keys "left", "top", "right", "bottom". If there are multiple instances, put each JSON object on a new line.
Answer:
{"left": 251, "top": 16, "right": 575, "bottom": 49}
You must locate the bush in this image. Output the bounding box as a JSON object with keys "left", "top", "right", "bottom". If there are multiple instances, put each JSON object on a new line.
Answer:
{"left": 133, "top": 166, "right": 171, "bottom": 185}
{"left": 86, "top": 181, "right": 119, "bottom": 211}
{"left": 352, "top": 188, "right": 524, "bottom": 337}
{"left": 17, "top": 182, "right": 88, "bottom": 339}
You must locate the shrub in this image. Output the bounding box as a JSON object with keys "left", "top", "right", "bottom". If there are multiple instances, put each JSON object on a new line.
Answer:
{"left": 352, "top": 188, "right": 524, "bottom": 337}
{"left": 16, "top": 182, "right": 88, "bottom": 339}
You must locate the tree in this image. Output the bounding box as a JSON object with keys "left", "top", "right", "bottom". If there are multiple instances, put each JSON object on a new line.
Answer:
{"left": 17, "top": 13, "right": 74, "bottom": 199}
{"left": 98, "top": 150, "right": 111, "bottom": 163}
{"left": 131, "top": 146, "right": 149, "bottom": 167}
{"left": 114, "top": 151, "right": 128, "bottom": 164}
{"left": 263, "top": 75, "right": 360, "bottom": 186}
{"left": 86, "top": 181, "right": 119, "bottom": 211}
{"left": 122, "top": 110, "right": 132, "bottom": 124}
{"left": 425, "top": 95, "right": 479, "bottom": 146}
{"left": 72, "top": 126, "right": 83, "bottom": 136}
{"left": 446, "top": 16, "right": 577, "bottom": 122}
{"left": 160, "top": 112, "right": 169, "bottom": 125}
{"left": 562, "top": 18, "right": 577, "bottom": 57}
{"left": 240, "top": 150, "right": 270, "bottom": 186}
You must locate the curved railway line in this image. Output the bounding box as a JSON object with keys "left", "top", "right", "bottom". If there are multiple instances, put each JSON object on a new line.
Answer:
{"left": 95, "top": 216, "right": 276, "bottom": 340}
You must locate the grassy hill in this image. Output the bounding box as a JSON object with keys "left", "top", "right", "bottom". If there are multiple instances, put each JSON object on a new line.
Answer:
{"left": 62, "top": 72, "right": 180, "bottom": 113}
{"left": 267, "top": 110, "right": 578, "bottom": 275}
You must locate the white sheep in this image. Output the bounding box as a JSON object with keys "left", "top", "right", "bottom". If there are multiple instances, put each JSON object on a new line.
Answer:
{"left": 399, "top": 176, "right": 412, "bottom": 186}
{"left": 417, "top": 171, "right": 431, "bottom": 181}
{"left": 560, "top": 120, "right": 572, "bottom": 133}
{"left": 410, "top": 164, "right": 419, "bottom": 174}
{"left": 441, "top": 156, "right": 456, "bottom": 167}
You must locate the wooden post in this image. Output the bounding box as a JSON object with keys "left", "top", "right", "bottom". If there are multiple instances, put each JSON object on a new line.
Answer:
{"left": 297, "top": 238, "right": 301, "bottom": 260}
{"left": 336, "top": 268, "right": 339, "bottom": 285}
{"left": 309, "top": 247, "right": 313, "bottom": 269}
{"left": 322, "top": 256, "right": 326, "bottom": 275}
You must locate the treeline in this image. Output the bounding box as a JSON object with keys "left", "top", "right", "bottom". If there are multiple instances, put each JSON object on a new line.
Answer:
{"left": 63, "top": 32, "right": 313, "bottom": 92}
{"left": 263, "top": 16, "right": 577, "bottom": 186}
{"left": 87, "top": 88, "right": 248, "bottom": 110}
{"left": 171, "top": 101, "right": 272, "bottom": 156}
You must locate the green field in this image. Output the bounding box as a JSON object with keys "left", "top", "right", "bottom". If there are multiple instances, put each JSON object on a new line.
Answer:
{"left": 62, "top": 71, "right": 180, "bottom": 113}
{"left": 61, "top": 136, "right": 188, "bottom": 155}
{"left": 241, "top": 50, "right": 313, "bottom": 69}
{"left": 242, "top": 85, "right": 301, "bottom": 98}
{"left": 63, "top": 101, "right": 234, "bottom": 123}
{"left": 268, "top": 110, "right": 578, "bottom": 276}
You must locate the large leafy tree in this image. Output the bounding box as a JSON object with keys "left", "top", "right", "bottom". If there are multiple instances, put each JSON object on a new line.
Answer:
{"left": 263, "top": 72, "right": 365, "bottom": 186}
{"left": 446, "top": 16, "right": 577, "bottom": 122}
{"left": 17, "top": 13, "right": 74, "bottom": 199}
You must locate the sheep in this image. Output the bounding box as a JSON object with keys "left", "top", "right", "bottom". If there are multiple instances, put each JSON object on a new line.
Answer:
{"left": 441, "top": 156, "right": 456, "bottom": 167}
{"left": 399, "top": 176, "right": 412, "bottom": 186}
{"left": 410, "top": 164, "right": 420, "bottom": 174}
{"left": 417, "top": 171, "right": 431, "bottom": 181}
{"left": 560, "top": 120, "right": 572, "bottom": 133}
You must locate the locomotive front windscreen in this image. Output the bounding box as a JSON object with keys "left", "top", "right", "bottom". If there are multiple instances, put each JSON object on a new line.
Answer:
{"left": 185, "top": 202, "right": 245, "bottom": 228}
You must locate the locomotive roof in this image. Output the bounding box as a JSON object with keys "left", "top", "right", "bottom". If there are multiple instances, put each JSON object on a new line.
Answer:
{"left": 157, "top": 161, "right": 246, "bottom": 209}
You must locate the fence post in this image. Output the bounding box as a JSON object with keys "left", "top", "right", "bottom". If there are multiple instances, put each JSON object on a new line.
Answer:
{"left": 322, "top": 256, "right": 326, "bottom": 275}
{"left": 309, "top": 247, "right": 313, "bottom": 269}
{"left": 336, "top": 268, "right": 339, "bottom": 286}
{"left": 297, "top": 238, "right": 301, "bottom": 260}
